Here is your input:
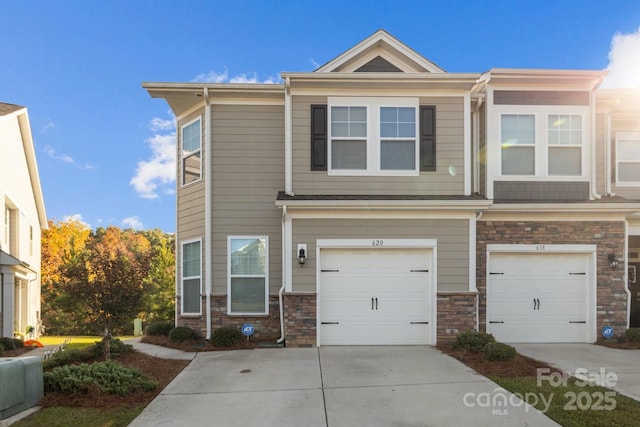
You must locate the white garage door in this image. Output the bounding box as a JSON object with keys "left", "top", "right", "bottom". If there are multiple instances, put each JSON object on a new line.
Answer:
{"left": 319, "top": 248, "right": 432, "bottom": 345}
{"left": 487, "top": 253, "right": 590, "bottom": 343}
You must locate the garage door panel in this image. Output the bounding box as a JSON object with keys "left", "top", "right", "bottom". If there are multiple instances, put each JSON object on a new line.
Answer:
{"left": 320, "top": 248, "right": 432, "bottom": 345}
{"left": 487, "top": 252, "right": 590, "bottom": 343}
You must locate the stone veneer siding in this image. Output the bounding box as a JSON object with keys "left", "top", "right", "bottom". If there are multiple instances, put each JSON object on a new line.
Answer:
{"left": 476, "top": 221, "right": 627, "bottom": 338}
{"left": 437, "top": 292, "right": 477, "bottom": 342}
{"left": 176, "top": 295, "right": 281, "bottom": 341}
{"left": 283, "top": 293, "right": 317, "bottom": 347}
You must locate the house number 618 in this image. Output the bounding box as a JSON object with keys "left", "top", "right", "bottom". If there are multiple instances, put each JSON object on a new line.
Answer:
{"left": 372, "top": 240, "right": 384, "bottom": 247}
{"left": 536, "top": 245, "right": 546, "bottom": 251}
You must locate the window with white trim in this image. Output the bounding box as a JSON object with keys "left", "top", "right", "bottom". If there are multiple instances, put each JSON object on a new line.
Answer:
{"left": 499, "top": 108, "right": 586, "bottom": 177}
{"left": 616, "top": 132, "right": 640, "bottom": 186}
{"left": 181, "top": 239, "right": 202, "bottom": 315}
{"left": 228, "top": 236, "right": 268, "bottom": 315}
{"left": 329, "top": 97, "right": 419, "bottom": 176}
{"left": 181, "top": 117, "right": 201, "bottom": 185}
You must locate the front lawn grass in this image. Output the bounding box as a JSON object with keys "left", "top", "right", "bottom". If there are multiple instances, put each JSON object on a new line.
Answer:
{"left": 12, "top": 406, "right": 145, "bottom": 427}
{"left": 491, "top": 375, "right": 640, "bottom": 427}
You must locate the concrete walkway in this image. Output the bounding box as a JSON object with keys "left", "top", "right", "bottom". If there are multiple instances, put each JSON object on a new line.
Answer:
{"left": 515, "top": 343, "right": 640, "bottom": 402}
{"left": 129, "top": 345, "right": 559, "bottom": 427}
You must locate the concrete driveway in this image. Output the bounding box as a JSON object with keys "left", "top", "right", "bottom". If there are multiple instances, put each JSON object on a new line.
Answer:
{"left": 129, "top": 346, "right": 558, "bottom": 427}
{"left": 515, "top": 343, "right": 640, "bottom": 402}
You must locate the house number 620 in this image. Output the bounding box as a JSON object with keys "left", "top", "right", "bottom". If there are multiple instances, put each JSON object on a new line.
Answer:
{"left": 536, "top": 245, "right": 546, "bottom": 251}
{"left": 372, "top": 240, "right": 384, "bottom": 247}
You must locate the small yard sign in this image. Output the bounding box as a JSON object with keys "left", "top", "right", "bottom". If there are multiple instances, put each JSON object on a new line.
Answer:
{"left": 241, "top": 323, "right": 255, "bottom": 337}
{"left": 601, "top": 325, "right": 614, "bottom": 339}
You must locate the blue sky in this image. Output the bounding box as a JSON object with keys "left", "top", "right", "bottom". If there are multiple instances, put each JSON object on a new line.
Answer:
{"left": 1, "top": 1, "right": 639, "bottom": 233}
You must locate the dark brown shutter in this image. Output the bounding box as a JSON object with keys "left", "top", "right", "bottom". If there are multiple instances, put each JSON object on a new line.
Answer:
{"left": 310, "top": 104, "right": 327, "bottom": 171}
{"left": 420, "top": 106, "right": 436, "bottom": 171}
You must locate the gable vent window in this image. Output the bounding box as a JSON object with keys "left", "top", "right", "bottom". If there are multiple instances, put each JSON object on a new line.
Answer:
{"left": 181, "top": 117, "right": 202, "bottom": 185}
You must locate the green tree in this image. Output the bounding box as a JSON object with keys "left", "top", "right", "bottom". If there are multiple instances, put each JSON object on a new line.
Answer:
{"left": 139, "top": 229, "right": 175, "bottom": 323}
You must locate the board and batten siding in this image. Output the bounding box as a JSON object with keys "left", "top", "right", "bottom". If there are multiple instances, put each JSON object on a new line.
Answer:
{"left": 291, "top": 218, "right": 470, "bottom": 293}
{"left": 210, "top": 104, "right": 285, "bottom": 294}
{"left": 291, "top": 95, "right": 466, "bottom": 195}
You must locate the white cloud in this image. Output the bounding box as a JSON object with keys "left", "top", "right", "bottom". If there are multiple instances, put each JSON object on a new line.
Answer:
{"left": 41, "top": 118, "right": 55, "bottom": 133}
{"left": 192, "top": 69, "right": 229, "bottom": 83}
{"left": 601, "top": 26, "right": 640, "bottom": 88}
{"left": 130, "top": 133, "right": 176, "bottom": 199}
{"left": 61, "top": 213, "right": 91, "bottom": 228}
{"left": 122, "top": 216, "right": 144, "bottom": 230}
{"left": 44, "top": 145, "right": 94, "bottom": 170}
{"left": 310, "top": 58, "right": 320, "bottom": 69}
{"left": 149, "top": 117, "right": 175, "bottom": 132}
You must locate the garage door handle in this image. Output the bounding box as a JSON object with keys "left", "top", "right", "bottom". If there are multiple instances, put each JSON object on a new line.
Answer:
{"left": 533, "top": 298, "right": 540, "bottom": 310}
{"left": 372, "top": 298, "right": 374, "bottom": 310}
{"left": 375, "top": 297, "right": 378, "bottom": 310}
{"left": 569, "top": 321, "right": 586, "bottom": 324}
{"left": 321, "top": 322, "right": 340, "bottom": 325}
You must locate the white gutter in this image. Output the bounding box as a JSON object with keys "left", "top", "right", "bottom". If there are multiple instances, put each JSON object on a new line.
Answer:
{"left": 590, "top": 91, "right": 602, "bottom": 199}
{"left": 204, "top": 88, "right": 213, "bottom": 340}
{"left": 284, "top": 77, "right": 294, "bottom": 196}
{"left": 277, "top": 205, "right": 287, "bottom": 344}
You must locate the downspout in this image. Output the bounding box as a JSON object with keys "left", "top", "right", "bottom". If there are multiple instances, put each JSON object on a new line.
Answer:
{"left": 590, "top": 91, "right": 602, "bottom": 199}
{"left": 204, "top": 87, "right": 213, "bottom": 340}
{"left": 475, "top": 211, "right": 484, "bottom": 332}
{"left": 625, "top": 220, "right": 632, "bottom": 329}
{"left": 284, "top": 77, "right": 294, "bottom": 196}
{"left": 277, "top": 205, "right": 287, "bottom": 344}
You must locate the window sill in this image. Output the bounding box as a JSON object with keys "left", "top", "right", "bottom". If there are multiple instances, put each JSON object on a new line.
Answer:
{"left": 227, "top": 312, "right": 269, "bottom": 317}
{"left": 328, "top": 170, "right": 420, "bottom": 177}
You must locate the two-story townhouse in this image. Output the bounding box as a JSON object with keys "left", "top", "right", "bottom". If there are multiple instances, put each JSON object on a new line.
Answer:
{"left": 144, "top": 30, "right": 640, "bottom": 347}
{"left": 0, "top": 103, "right": 47, "bottom": 338}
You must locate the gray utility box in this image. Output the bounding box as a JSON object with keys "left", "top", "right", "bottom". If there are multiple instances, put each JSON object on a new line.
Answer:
{"left": 0, "top": 357, "right": 44, "bottom": 420}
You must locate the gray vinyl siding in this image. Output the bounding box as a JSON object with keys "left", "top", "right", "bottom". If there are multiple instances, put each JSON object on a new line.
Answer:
{"left": 594, "top": 113, "right": 607, "bottom": 195}
{"left": 494, "top": 90, "right": 590, "bottom": 106}
{"left": 292, "top": 96, "right": 466, "bottom": 195}
{"left": 210, "top": 104, "right": 284, "bottom": 294}
{"left": 291, "top": 218, "right": 470, "bottom": 293}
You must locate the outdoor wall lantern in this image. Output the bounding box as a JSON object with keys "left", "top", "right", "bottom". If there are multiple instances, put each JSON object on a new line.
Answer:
{"left": 298, "top": 246, "right": 306, "bottom": 267}
{"left": 608, "top": 253, "right": 619, "bottom": 270}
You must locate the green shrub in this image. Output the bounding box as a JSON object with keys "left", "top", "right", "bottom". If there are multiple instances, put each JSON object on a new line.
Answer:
{"left": 0, "top": 337, "right": 16, "bottom": 351}
{"left": 145, "top": 321, "right": 174, "bottom": 336}
{"left": 43, "top": 349, "right": 93, "bottom": 370}
{"left": 484, "top": 342, "right": 517, "bottom": 361}
{"left": 0, "top": 343, "right": 4, "bottom": 356}
{"left": 13, "top": 338, "right": 24, "bottom": 348}
{"left": 211, "top": 327, "right": 244, "bottom": 348}
{"left": 625, "top": 328, "right": 640, "bottom": 342}
{"left": 452, "top": 330, "right": 496, "bottom": 352}
{"left": 88, "top": 337, "right": 133, "bottom": 359}
{"left": 44, "top": 360, "right": 157, "bottom": 396}
{"left": 168, "top": 326, "right": 198, "bottom": 343}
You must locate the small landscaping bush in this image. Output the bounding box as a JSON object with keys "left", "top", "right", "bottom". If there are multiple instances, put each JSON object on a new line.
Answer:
{"left": 452, "top": 330, "right": 495, "bottom": 352}
{"left": 89, "top": 337, "right": 133, "bottom": 359}
{"left": 211, "top": 327, "right": 244, "bottom": 348}
{"left": 0, "top": 337, "right": 16, "bottom": 351}
{"left": 44, "top": 360, "right": 158, "bottom": 396}
{"left": 625, "top": 327, "right": 640, "bottom": 342}
{"left": 145, "top": 321, "right": 174, "bottom": 337}
{"left": 13, "top": 338, "right": 24, "bottom": 348}
{"left": 0, "top": 343, "right": 4, "bottom": 356}
{"left": 43, "top": 349, "right": 93, "bottom": 370}
{"left": 168, "top": 326, "right": 198, "bottom": 343}
{"left": 484, "top": 342, "right": 517, "bottom": 361}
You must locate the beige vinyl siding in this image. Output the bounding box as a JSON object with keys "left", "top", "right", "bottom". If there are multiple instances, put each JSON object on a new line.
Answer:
{"left": 210, "top": 105, "right": 284, "bottom": 294}
{"left": 292, "top": 96, "right": 466, "bottom": 195}
{"left": 594, "top": 113, "right": 607, "bottom": 195}
{"left": 291, "top": 218, "right": 469, "bottom": 293}
{"left": 176, "top": 109, "right": 206, "bottom": 292}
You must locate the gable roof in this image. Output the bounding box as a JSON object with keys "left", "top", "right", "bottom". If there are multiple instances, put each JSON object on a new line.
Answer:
{"left": 314, "top": 29, "right": 446, "bottom": 74}
{"left": 0, "top": 103, "right": 48, "bottom": 229}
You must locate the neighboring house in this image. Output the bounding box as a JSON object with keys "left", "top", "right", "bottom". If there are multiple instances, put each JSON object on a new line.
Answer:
{"left": 144, "top": 30, "right": 640, "bottom": 346}
{"left": 0, "top": 103, "right": 47, "bottom": 339}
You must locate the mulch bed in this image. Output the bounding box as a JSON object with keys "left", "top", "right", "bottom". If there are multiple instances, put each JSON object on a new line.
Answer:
{"left": 595, "top": 339, "right": 640, "bottom": 349}
{"left": 140, "top": 335, "right": 279, "bottom": 351}
{"left": 2, "top": 346, "right": 38, "bottom": 357}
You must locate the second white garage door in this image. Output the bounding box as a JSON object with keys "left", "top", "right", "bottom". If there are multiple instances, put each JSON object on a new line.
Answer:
{"left": 487, "top": 252, "right": 592, "bottom": 343}
{"left": 319, "top": 248, "right": 433, "bottom": 345}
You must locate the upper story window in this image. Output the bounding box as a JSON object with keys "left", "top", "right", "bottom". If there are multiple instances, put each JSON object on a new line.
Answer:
{"left": 616, "top": 132, "right": 640, "bottom": 186}
{"left": 328, "top": 97, "right": 419, "bottom": 176}
{"left": 181, "top": 117, "right": 202, "bottom": 185}
{"left": 499, "top": 107, "right": 586, "bottom": 178}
